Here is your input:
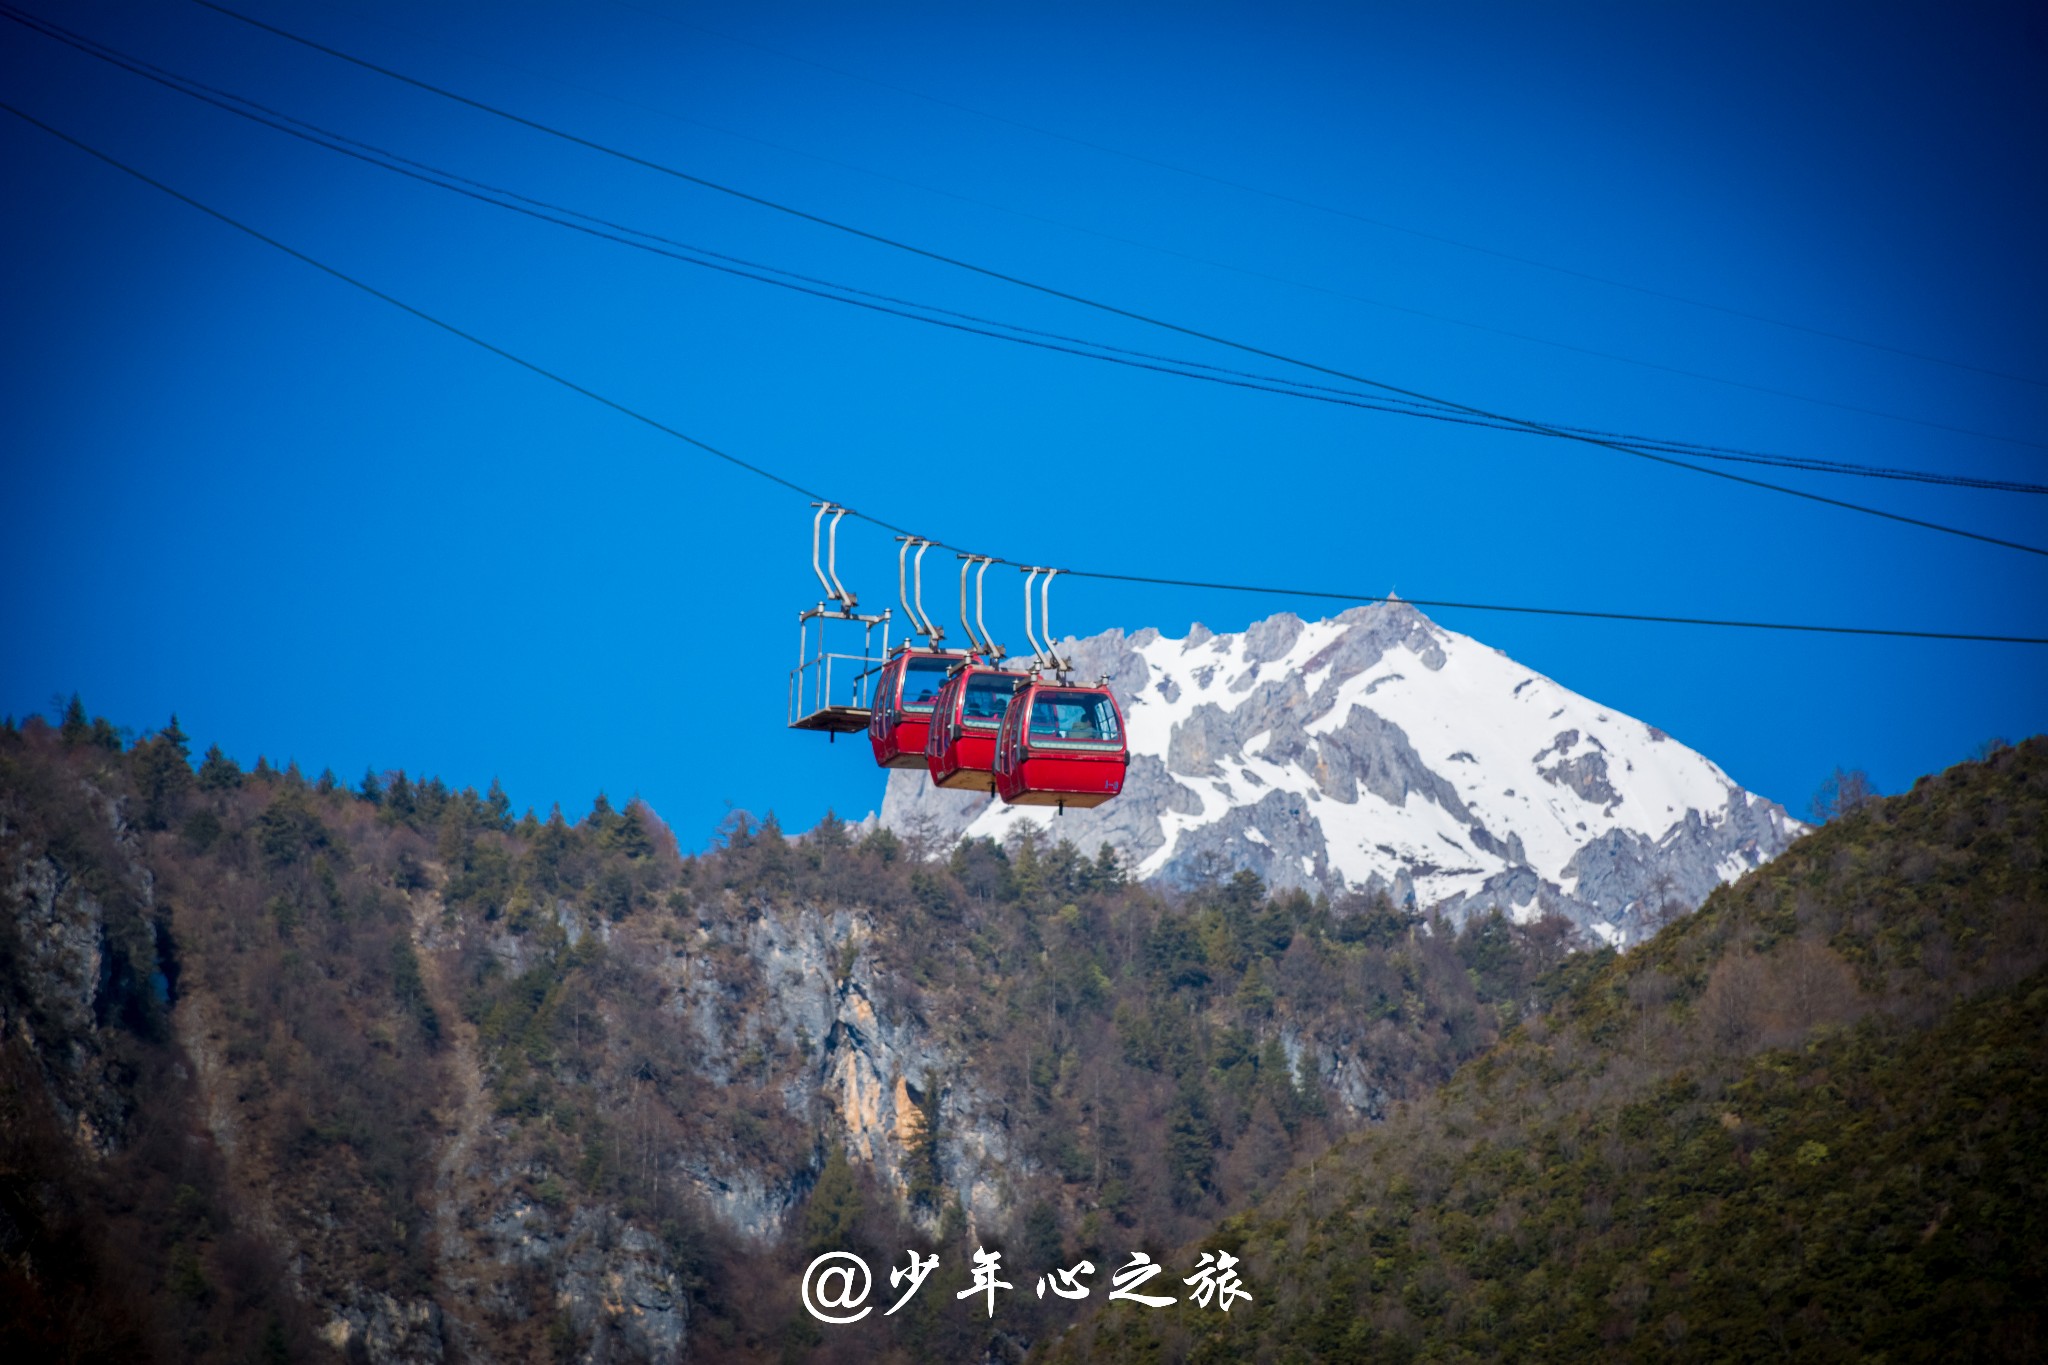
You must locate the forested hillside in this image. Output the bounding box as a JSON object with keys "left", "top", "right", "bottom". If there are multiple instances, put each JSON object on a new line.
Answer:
{"left": 1055, "top": 738, "right": 2047, "bottom": 1362}
{"left": 1, "top": 704, "right": 1577, "bottom": 1363}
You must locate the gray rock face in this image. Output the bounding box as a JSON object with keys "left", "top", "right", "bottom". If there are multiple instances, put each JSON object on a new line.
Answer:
{"left": 548, "top": 1213, "right": 688, "bottom": 1364}
{"left": 881, "top": 601, "right": 1804, "bottom": 946}
{"left": 1242, "top": 612, "right": 1304, "bottom": 663}
{"left": 0, "top": 786, "right": 154, "bottom": 1155}
{"left": 317, "top": 1292, "right": 446, "bottom": 1364}
{"left": 662, "top": 897, "right": 1027, "bottom": 1243}
{"left": 7, "top": 852, "right": 103, "bottom": 1046}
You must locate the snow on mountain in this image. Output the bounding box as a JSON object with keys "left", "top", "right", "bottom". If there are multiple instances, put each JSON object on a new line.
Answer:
{"left": 878, "top": 599, "right": 1804, "bottom": 946}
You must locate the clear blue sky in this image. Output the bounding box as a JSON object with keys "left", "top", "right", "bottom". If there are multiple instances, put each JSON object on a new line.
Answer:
{"left": 4, "top": 0, "right": 2044, "bottom": 845}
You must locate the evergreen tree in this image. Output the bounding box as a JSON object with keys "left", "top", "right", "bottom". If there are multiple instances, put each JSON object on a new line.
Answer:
{"left": 1292, "top": 1051, "right": 1327, "bottom": 1119}
{"left": 357, "top": 766, "right": 383, "bottom": 805}
{"left": 383, "top": 771, "right": 416, "bottom": 824}
{"left": 89, "top": 717, "right": 122, "bottom": 751}
{"left": 803, "top": 1144, "right": 866, "bottom": 1255}
{"left": 197, "top": 744, "right": 243, "bottom": 792}
{"left": 532, "top": 805, "right": 574, "bottom": 890}
{"left": 436, "top": 804, "right": 475, "bottom": 868}
{"left": 130, "top": 714, "right": 195, "bottom": 830}
{"left": 609, "top": 800, "right": 655, "bottom": 859}
{"left": 389, "top": 939, "right": 441, "bottom": 1046}
{"left": 484, "top": 777, "right": 514, "bottom": 831}
{"left": 586, "top": 792, "right": 620, "bottom": 844}
{"left": 906, "top": 1079, "right": 945, "bottom": 1211}
{"left": 1165, "top": 1081, "right": 1218, "bottom": 1210}
{"left": 1091, "top": 841, "right": 1127, "bottom": 890}
{"left": 1024, "top": 1201, "right": 1064, "bottom": 1276}
{"left": 415, "top": 775, "right": 449, "bottom": 825}
{"left": 315, "top": 767, "right": 338, "bottom": 795}
{"left": 453, "top": 786, "right": 488, "bottom": 833}
{"left": 59, "top": 693, "right": 88, "bottom": 745}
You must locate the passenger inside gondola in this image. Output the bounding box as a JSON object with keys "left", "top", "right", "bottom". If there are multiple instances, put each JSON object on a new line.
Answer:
{"left": 1029, "top": 692, "right": 1119, "bottom": 742}
{"left": 901, "top": 657, "right": 951, "bottom": 711}
{"left": 962, "top": 673, "right": 1015, "bottom": 724}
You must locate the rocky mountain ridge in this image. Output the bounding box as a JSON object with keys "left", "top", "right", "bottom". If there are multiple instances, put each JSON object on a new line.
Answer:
{"left": 882, "top": 599, "right": 1803, "bottom": 945}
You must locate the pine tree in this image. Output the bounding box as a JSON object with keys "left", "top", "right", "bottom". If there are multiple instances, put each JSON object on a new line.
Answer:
{"left": 1292, "top": 1051, "right": 1327, "bottom": 1119}
{"left": 906, "top": 1079, "right": 945, "bottom": 1211}
{"left": 197, "top": 744, "right": 243, "bottom": 792}
{"left": 358, "top": 766, "right": 383, "bottom": 806}
{"left": 59, "top": 693, "right": 88, "bottom": 745}
{"left": 586, "top": 792, "right": 622, "bottom": 844}
{"left": 803, "top": 1144, "right": 865, "bottom": 1254}
{"left": 1091, "top": 842, "right": 1128, "bottom": 890}
{"left": 130, "top": 714, "right": 195, "bottom": 830}
{"left": 414, "top": 775, "right": 449, "bottom": 825}
{"left": 532, "top": 805, "right": 574, "bottom": 890}
{"left": 383, "top": 771, "right": 416, "bottom": 824}
{"left": 484, "top": 777, "right": 514, "bottom": 832}
{"left": 610, "top": 800, "right": 655, "bottom": 859}
{"left": 1165, "top": 1082, "right": 1217, "bottom": 1210}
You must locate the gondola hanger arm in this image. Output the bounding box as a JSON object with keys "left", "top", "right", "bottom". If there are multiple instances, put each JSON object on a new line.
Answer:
{"left": 956, "top": 553, "right": 990, "bottom": 656}
{"left": 1040, "top": 567, "right": 1068, "bottom": 673}
{"left": 897, "top": 536, "right": 931, "bottom": 643}
{"left": 824, "top": 506, "right": 855, "bottom": 613}
{"left": 809, "top": 502, "right": 838, "bottom": 608}
{"left": 1021, "top": 566, "right": 1045, "bottom": 670}
{"left": 912, "top": 540, "right": 942, "bottom": 643}
{"left": 974, "top": 556, "right": 1003, "bottom": 660}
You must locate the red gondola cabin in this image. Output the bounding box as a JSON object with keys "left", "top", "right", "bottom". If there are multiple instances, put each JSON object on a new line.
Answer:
{"left": 868, "top": 650, "right": 963, "bottom": 769}
{"left": 993, "top": 681, "right": 1127, "bottom": 808}
{"left": 925, "top": 664, "right": 1022, "bottom": 791}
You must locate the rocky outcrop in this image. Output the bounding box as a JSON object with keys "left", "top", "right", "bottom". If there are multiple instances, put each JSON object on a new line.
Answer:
{"left": 0, "top": 785, "right": 158, "bottom": 1155}
{"left": 666, "top": 898, "right": 1027, "bottom": 1241}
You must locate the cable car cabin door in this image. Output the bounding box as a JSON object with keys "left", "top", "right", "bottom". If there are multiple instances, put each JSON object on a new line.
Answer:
{"left": 926, "top": 666, "right": 1015, "bottom": 791}
{"left": 994, "top": 683, "right": 1127, "bottom": 808}
{"left": 868, "top": 652, "right": 954, "bottom": 769}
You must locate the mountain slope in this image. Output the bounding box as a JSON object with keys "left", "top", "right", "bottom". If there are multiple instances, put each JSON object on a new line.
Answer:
{"left": 2, "top": 709, "right": 1584, "bottom": 1364}
{"left": 1051, "top": 737, "right": 2048, "bottom": 1363}
{"left": 882, "top": 600, "right": 1802, "bottom": 944}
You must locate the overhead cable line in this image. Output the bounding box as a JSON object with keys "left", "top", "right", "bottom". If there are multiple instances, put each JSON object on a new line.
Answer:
{"left": 7, "top": 100, "right": 2043, "bottom": 647}
{"left": 178, "top": 1, "right": 2048, "bottom": 559}
{"left": 161, "top": 2, "right": 2007, "bottom": 423}
{"left": 20, "top": 9, "right": 2037, "bottom": 501}
{"left": 193, "top": 2, "right": 2047, "bottom": 455}
{"left": 604, "top": 0, "right": 2046, "bottom": 392}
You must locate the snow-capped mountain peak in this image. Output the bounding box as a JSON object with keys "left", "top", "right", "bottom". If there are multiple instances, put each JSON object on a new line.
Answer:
{"left": 880, "top": 600, "right": 1802, "bottom": 945}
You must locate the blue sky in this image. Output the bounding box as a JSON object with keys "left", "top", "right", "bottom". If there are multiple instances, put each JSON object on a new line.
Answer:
{"left": 4, "top": 0, "right": 2044, "bottom": 845}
